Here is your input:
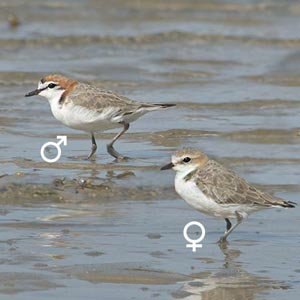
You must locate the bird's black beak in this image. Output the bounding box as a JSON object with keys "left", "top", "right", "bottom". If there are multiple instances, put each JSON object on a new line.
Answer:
{"left": 25, "top": 88, "right": 43, "bottom": 97}
{"left": 160, "top": 162, "right": 174, "bottom": 170}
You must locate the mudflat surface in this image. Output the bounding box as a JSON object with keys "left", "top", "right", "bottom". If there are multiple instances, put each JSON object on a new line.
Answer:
{"left": 0, "top": 1, "right": 300, "bottom": 299}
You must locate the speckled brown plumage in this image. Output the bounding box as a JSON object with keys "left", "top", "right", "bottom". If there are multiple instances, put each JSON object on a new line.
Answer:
{"left": 185, "top": 159, "right": 295, "bottom": 208}
{"left": 163, "top": 147, "right": 295, "bottom": 243}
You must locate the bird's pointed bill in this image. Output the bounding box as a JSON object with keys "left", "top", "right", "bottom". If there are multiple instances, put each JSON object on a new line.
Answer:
{"left": 161, "top": 162, "right": 174, "bottom": 170}
{"left": 25, "top": 88, "right": 45, "bottom": 97}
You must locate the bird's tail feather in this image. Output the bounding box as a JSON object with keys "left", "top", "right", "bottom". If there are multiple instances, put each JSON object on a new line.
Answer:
{"left": 139, "top": 103, "right": 176, "bottom": 111}
{"left": 283, "top": 201, "right": 296, "bottom": 208}
{"left": 154, "top": 103, "right": 176, "bottom": 109}
{"left": 273, "top": 200, "right": 296, "bottom": 208}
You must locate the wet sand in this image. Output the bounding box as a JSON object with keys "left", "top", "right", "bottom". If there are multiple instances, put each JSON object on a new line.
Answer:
{"left": 0, "top": 0, "right": 300, "bottom": 299}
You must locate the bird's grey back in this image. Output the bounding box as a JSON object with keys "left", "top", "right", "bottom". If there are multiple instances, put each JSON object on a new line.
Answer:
{"left": 190, "top": 159, "right": 292, "bottom": 207}
{"left": 67, "top": 82, "right": 140, "bottom": 111}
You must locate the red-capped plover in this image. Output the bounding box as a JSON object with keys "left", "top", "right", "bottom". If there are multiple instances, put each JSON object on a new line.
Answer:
{"left": 161, "top": 147, "right": 295, "bottom": 243}
{"left": 26, "top": 74, "right": 175, "bottom": 160}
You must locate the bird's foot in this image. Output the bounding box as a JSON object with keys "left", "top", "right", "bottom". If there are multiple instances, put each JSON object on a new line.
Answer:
{"left": 217, "top": 236, "right": 229, "bottom": 245}
{"left": 107, "top": 144, "right": 129, "bottom": 161}
{"left": 86, "top": 155, "right": 96, "bottom": 161}
{"left": 87, "top": 144, "right": 97, "bottom": 160}
{"left": 114, "top": 155, "right": 130, "bottom": 162}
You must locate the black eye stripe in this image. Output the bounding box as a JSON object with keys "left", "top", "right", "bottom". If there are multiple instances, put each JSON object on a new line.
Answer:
{"left": 183, "top": 157, "right": 191, "bottom": 163}
{"left": 48, "top": 83, "right": 57, "bottom": 89}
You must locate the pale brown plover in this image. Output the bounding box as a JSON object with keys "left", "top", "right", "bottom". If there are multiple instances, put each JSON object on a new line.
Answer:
{"left": 161, "top": 147, "right": 295, "bottom": 243}
{"left": 25, "top": 74, "right": 175, "bottom": 160}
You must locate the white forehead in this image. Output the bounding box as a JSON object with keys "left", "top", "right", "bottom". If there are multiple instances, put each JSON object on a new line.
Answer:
{"left": 171, "top": 149, "right": 205, "bottom": 164}
{"left": 38, "top": 81, "right": 48, "bottom": 89}
{"left": 171, "top": 154, "right": 181, "bottom": 164}
{"left": 37, "top": 80, "right": 58, "bottom": 89}
{"left": 171, "top": 153, "right": 190, "bottom": 164}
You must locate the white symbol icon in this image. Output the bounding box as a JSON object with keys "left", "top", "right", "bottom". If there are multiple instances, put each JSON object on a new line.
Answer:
{"left": 40, "top": 135, "right": 67, "bottom": 163}
{"left": 183, "top": 221, "right": 206, "bottom": 252}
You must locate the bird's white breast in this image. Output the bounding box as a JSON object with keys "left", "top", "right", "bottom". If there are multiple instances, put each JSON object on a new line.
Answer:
{"left": 174, "top": 172, "right": 252, "bottom": 219}
{"left": 175, "top": 173, "right": 223, "bottom": 217}
{"left": 48, "top": 98, "right": 121, "bottom": 132}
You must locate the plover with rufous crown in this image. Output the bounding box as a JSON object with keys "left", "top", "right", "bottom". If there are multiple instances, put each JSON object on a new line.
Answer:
{"left": 161, "top": 147, "right": 296, "bottom": 243}
{"left": 25, "top": 74, "right": 175, "bottom": 160}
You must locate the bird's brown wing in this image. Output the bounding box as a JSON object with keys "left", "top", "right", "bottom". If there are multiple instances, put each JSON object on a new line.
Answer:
{"left": 66, "top": 83, "right": 173, "bottom": 121}
{"left": 190, "top": 160, "right": 292, "bottom": 207}
{"left": 68, "top": 82, "right": 140, "bottom": 112}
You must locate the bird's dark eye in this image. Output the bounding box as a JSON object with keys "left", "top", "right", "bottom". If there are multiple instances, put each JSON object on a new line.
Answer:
{"left": 183, "top": 157, "right": 191, "bottom": 163}
{"left": 48, "top": 83, "right": 57, "bottom": 89}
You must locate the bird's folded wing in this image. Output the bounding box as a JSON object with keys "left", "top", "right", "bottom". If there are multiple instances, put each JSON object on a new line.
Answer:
{"left": 193, "top": 160, "right": 285, "bottom": 207}
{"left": 69, "top": 83, "right": 140, "bottom": 112}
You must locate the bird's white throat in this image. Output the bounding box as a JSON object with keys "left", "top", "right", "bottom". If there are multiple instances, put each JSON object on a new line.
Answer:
{"left": 40, "top": 88, "right": 65, "bottom": 104}
{"left": 173, "top": 163, "right": 198, "bottom": 180}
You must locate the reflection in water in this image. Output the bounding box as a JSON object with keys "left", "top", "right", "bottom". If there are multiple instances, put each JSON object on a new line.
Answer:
{"left": 219, "top": 242, "right": 242, "bottom": 270}
{"left": 175, "top": 243, "right": 288, "bottom": 300}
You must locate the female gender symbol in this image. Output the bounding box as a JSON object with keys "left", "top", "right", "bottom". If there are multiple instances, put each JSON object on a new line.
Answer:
{"left": 183, "top": 221, "right": 206, "bottom": 252}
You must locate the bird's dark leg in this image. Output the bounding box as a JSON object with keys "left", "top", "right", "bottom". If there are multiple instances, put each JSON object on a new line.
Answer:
{"left": 225, "top": 218, "right": 232, "bottom": 232}
{"left": 218, "top": 219, "right": 232, "bottom": 245}
{"left": 107, "top": 122, "right": 129, "bottom": 160}
{"left": 218, "top": 212, "right": 244, "bottom": 244}
{"left": 87, "top": 132, "right": 97, "bottom": 160}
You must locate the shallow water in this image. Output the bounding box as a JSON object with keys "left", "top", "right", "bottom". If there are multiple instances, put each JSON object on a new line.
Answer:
{"left": 0, "top": 0, "right": 300, "bottom": 299}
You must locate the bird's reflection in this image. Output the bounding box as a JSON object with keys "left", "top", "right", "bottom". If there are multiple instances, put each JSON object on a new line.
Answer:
{"left": 174, "top": 243, "right": 288, "bottom": 300}
{"left": 218, "top": 242, "right": 242, "bottom": 270}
